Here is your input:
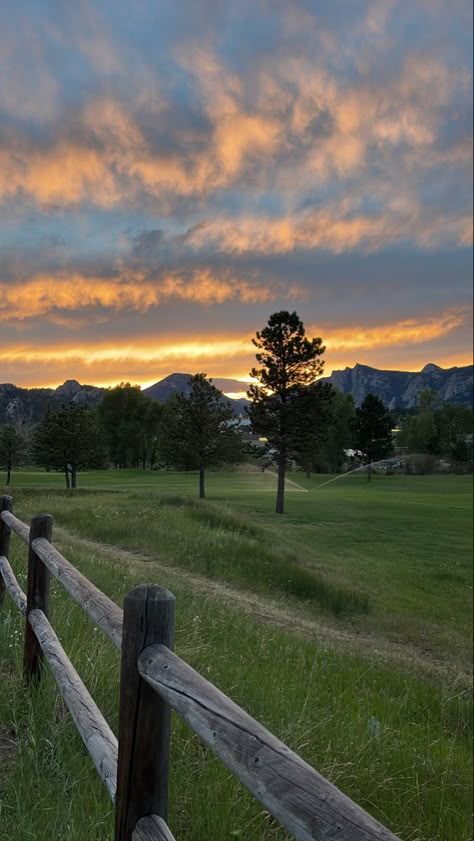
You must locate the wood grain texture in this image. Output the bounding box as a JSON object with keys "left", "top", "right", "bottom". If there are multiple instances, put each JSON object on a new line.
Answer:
{"left": 23, "top": 515, "right": 53, "bottom": 683}
{"left": 115, "top": 585, "right": 175, "bottom": 841}
{"left": 28, "top": 608, "right": 118, "bottom": 801}
{"left": 0, "top": 508, "right": 30, "bottom": 544}
{"left": 0, "top": 496, "right": 13, "bottom": 607}
{"left": 32, "top": 536, "right": 123, "bottom": 650}
{"left": 0, "top": 554, "right": 26, "bottom": 613}
{"left": 139, "top": 645, "right": 402, "bottom": 841}
{"left": 132, "top": 815, "right": 176, "bottom": 841}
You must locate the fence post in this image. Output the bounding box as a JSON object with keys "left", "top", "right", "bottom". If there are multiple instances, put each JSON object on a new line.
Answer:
{"left": 115, "top": 584, "right": 175, "bottom": 841}
{"left": 0, "top": 495, "right": 13, "bottom": 609}
{"left": 23, "top": 514, "right": 53, "bottom": 683}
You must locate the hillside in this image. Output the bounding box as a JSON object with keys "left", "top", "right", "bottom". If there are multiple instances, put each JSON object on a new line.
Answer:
{"left": 322, "top": 362, "right": 473, "bottom": 409}
{"left": 0, "top": 380, "right": 105, "bottom": 427}
{"left": 1, "top": 363, "right": 471, "bottom": 426}
{"left": 144, "top": 364, "right": 474, "bottom": 411}
{"left": 142, "top": 373, "right": 248, "bottom": 414}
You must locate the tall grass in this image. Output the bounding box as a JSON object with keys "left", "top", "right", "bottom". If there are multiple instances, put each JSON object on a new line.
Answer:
{"left": 6, "top": 472, "right": 473, "bottom": 667}
{"left": 11, "top": 490, "right": 370, "bottom": 616}
{"left": 0, "top": 475, "right": 472, "bottom": 839}
{"left": 0, "top": 530, "right": 472, "bottom": 840}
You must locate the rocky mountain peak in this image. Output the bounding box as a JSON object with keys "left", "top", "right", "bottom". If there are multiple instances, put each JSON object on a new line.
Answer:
{"left": 323, "top": 362, "right": 472, "bottom": 408}
{"left": 421, "top": 363, "right": 443, "bottom": 374}
{"left": 55, "top": 379, "right": 82, "bottom": 398}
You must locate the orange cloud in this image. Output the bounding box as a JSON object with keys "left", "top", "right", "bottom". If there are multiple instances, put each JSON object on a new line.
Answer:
{"left": 319, "top": 309, "right": 470, "bottom": 351}
{"left": 0, "top": 271, "right": 279, "bottom": 322}
{"left": 0, "top": 335, "right": 254, "bottom": 388}
{"left": 185, "top": 206, "right": 471, "bottom": 254}
{"left": 0, "top": 308, "right": 469, "bottom": 389}
{"left": 0, "top": 337, "right": 249, "bottom": 366}
{"left": 0, "top": 46, "right": 469, "bottom": 248}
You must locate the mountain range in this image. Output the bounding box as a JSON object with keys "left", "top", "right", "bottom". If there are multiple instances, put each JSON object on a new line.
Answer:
{"left": 0, "top": 362, "right": 472, "bottom": 426}
{"left": 144, "top": 364, "right": 473, "bottom": 412}
{"left": 0, "top": 379, "right": 105, "bottom": 429}
{"left": 142, "top": 374, "right": 249, "bottom": 413}
{"left": 323, "top": 362, "right": 473, "bottom": 410}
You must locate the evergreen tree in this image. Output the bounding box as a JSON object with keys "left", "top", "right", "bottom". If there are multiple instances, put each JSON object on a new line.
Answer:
{"left": 319, "top": 391, "right": 356, "bottom": 473}
{"left": 397, "top": 389, "right": 438, "bottom": 455}
{"left": 352, "top": 394, "right": 393, "bottom": 481}
{"left": 160, "top": 374, "right": 243, "bottom": 498}
{"left": 98, "top": 383, "right": 158, "bottom": 468}
{"left": 398, "top": 395, "right": 473, "bottom": 470}
{"left": 141, "top": 399, "right": 163, "bottom": 469}
{"left": 433, "top": 404, "right": 473, "bottom": 462}
{"left": 33, "top": 405, "right": 105, "bottom": 488}
{"left": 248, "top": 311, "right": 325, "bottom": 513}
{"left": 287, "top": 382, "right": 335, "bottom": 477}
{"left": 0, "top": 425, "right": 26, "bottom": 484}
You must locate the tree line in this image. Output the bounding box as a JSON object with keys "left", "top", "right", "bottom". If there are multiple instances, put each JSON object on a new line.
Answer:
{"left": 0, "top": 376, "right": 244, "bottom": 497}
{"left": 395, "top": 390, "right": 473, "bottom": 472}
{"left": 0, "top": 311, "right": 471, "bottom": 512}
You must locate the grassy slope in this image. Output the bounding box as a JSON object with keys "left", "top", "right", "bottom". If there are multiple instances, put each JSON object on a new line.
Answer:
{"left": 8, "top": 469, "right": 472, "bottom": 669}
{"left": 0, "top": 469, "right": 472, "bottom": 840}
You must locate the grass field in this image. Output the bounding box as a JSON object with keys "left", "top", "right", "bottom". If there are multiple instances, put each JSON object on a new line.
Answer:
{"left": 0, "top": 467, "right": 472, "bottom": 840}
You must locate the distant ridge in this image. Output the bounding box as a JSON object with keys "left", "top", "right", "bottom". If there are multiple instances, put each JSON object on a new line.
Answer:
{"left": 1, "top": 363, "right": 471, "bottom": 426}
{"left": 0, "top": 380, "right": 105, "bottom": 428}
{"left": 142, "top": 365, "right": 473, "bottom": 412}
{"left": 143, "top": 373, "right": 249, "bottom": 414}
{"left": 322, "top": 362, "right": 473, "bottom": 409}
{"left": 142, "top": 372, "right": 194, "bottom": 402}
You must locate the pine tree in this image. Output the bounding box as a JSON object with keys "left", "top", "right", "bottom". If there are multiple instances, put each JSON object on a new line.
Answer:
{"left": 33, "top": 405, "right": 105, "bottom": 488}
{"left": 248, "top": 311, "right": 325, "bottom": 513}
{"left": 352, "top": 394, "right": 393, "bottom": 481}
{"left": 319, "top": 391, "right": 356, "bottom": 473}
{"left": 288, "top": 382, "right": 335, "bottom": 477}
{"left": 160, "top": 374, "right": 243, "bottom": 498}
{"left": 0, "top": 425, "right": 26, "bottom": 484}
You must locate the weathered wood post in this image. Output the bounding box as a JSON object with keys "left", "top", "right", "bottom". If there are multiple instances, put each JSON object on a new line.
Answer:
{"left": 23, "top": 514, "right": 53, "bottom": 683}
{"left": 115, "top": 584, "right": 175, "bottom": 841}
{"left": 0, "top": 495, "right": 13, "bottom": 608}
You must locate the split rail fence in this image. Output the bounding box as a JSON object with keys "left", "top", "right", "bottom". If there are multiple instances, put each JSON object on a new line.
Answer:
{"left": 0, "top": 494, "right": 402, "bottom": 841}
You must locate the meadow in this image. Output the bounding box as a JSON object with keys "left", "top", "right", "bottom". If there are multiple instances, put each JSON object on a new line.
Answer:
{"left": 0, "top": 467, "right": 472, "bottom": 840}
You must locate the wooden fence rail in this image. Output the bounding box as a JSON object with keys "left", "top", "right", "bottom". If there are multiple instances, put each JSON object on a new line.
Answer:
{"left": 0, "top": 495, "right": 402, "bottom": 841}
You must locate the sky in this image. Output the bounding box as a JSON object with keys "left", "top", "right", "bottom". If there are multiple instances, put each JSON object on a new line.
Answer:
{"left": 1, "top": 0, "right": 472, "bottom": 391}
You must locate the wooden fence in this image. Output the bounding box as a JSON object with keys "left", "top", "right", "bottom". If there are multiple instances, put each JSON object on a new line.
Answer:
{"left": 0, "top": 494, "right": 402, "bottom": 841}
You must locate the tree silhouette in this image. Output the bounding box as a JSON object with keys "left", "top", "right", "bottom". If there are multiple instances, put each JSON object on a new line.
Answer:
{"left": 248, "top": 311, "right": 325, "bottom": 513}
{"left": 160, "top": 374, "right": 243, "bottom": 498}
{"left": 0, "top": 425, "right": 26, "bottom": 484}
{"left": 33, "top": 405, "right": 105, "bottom": 488}
{"left": 352, "top": 394, "right": 393, "bottom": 480}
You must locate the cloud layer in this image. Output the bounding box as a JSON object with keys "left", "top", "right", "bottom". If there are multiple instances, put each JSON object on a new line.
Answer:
{"left": 0, "top": 0, "right": 472, "bottom": 387}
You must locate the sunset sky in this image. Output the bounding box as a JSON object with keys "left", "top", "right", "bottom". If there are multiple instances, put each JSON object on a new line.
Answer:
{"left": 1, "top": 0, "right": 472, "bottom": 390}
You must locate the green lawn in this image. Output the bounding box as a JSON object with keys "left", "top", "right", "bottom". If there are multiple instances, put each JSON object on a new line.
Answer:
{"left": 0, "top": 468, "right": 472, "bottom": 840}
{"left": 7, "top": 468, "right": 471, "bottom": 669}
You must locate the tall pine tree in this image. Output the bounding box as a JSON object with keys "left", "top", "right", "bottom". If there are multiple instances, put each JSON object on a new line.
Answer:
{"left": 0, "top": 425, "right": 26, "bottom": 484}
{"left": 248, "top": 311, "right": 325, "bottom": 513}
{"left": 160, "top": 374, "right": 243, "bottom": 498}
{"left": 352, "top": 394, "right": 393, "bottom": 481}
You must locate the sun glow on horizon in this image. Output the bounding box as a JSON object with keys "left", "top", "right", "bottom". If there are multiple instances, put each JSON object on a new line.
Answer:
{"left": 6, "top": 350, "right": 473, "bottom": 392}
{"left": 0, "top": 307, "right": 470, "bottom": 390}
